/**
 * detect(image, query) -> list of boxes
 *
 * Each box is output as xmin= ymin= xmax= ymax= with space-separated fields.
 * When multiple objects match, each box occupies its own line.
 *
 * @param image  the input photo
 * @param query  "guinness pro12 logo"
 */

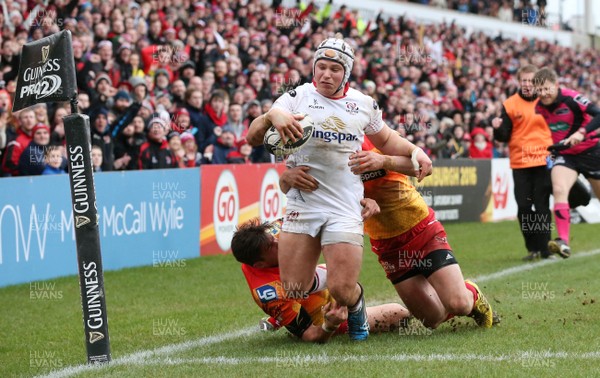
xmin=18 ymin=44 xmax=63 ymax=100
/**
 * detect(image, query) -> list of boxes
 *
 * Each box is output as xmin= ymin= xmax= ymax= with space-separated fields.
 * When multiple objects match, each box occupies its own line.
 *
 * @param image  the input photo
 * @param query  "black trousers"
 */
xmin=512 ymin=166 xmax=552 ymax=256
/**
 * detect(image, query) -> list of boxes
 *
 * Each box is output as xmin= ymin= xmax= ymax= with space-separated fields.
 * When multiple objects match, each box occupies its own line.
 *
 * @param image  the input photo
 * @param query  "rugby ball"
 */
xmin=263 ymin=114 xmax=314 ymax=156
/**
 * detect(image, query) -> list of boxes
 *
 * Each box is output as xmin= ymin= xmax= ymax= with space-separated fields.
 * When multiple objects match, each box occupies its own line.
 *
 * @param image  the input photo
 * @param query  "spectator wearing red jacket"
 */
xmin=1 ymin=109 xmax=36 ymax=176
xmin=469 ymin=127 xmax=493 ymax=158
xmin=18 ymin=123 xmax=50 ymax=176
xmin=138 ymin=117 xmax=178 ymax=170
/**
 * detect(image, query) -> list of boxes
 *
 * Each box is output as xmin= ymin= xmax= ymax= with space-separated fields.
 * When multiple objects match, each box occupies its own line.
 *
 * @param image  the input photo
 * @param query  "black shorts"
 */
xmin=391 ymin=249 xmax=458 ymax=284
xmin=554 ymin=143 xmax=600 ymax=180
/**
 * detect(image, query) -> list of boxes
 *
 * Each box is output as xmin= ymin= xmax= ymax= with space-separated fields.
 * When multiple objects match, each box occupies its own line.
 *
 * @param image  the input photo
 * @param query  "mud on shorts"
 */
xmin=370 ymin=208 xmax=457 ymax=284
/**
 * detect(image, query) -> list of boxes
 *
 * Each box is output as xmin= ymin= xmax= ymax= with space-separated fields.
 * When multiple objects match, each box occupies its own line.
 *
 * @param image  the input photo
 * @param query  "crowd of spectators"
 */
xmin=414 ymin=0 xmax=559 ymax=30
xmin=0 ymin=0 xmax=598 ymax=177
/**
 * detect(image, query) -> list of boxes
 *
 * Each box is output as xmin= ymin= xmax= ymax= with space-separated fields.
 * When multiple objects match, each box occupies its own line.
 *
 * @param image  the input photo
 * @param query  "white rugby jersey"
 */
xmin=272 ymin=83 xmax=384 ymax=217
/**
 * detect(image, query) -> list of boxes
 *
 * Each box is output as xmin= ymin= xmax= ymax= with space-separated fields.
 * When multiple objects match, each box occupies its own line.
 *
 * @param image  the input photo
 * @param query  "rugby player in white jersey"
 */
xmin=247 ymin=34 xmax=432 ymax=340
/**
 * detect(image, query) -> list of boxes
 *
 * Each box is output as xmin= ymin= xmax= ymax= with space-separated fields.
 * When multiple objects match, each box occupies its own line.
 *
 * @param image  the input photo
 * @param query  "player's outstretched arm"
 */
xmin=349 ymin=150 xmax=433 ymax=180
xmin=247 ymin=108 xmax=305 ymax=146
xmin=366 ymin=125 xmax=432 ymax=181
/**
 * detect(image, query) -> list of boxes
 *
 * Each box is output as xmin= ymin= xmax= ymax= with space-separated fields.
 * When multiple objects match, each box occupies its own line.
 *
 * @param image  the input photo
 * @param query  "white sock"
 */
xmin=308 ymin=264 xmax=328 ymax=293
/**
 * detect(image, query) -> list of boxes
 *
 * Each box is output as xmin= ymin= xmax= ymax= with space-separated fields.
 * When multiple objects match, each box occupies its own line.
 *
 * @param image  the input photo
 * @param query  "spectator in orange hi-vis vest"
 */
xmin=492 ymin=64 xmax=553 ymax=261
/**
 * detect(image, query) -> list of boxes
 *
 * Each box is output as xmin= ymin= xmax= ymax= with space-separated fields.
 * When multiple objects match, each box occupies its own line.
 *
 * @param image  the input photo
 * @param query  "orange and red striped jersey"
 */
xmin=361 ymin=141 xmax=430 ymax=240
xmin=241 ymin=264 xmax=330 ymax=329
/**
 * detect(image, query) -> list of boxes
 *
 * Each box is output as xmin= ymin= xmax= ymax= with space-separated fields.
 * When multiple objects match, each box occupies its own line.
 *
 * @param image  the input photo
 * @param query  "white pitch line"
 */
xmin=78 ymin=350 xmax=600 ymax=365
xmin=38 ymin=327 xmax=258 ymax=378
xmin=471 ymin=248 xmax=600 ymax=283
xmin=39 ymin=248 xmax=600 ymax=378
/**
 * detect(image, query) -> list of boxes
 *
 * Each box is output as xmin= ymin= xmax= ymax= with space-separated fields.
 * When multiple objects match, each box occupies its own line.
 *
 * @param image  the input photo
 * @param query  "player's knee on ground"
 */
xmin=443 ymin=292 xmax=473 ymax=317
xmin=421 ymin=315 xmax=445 ymax=330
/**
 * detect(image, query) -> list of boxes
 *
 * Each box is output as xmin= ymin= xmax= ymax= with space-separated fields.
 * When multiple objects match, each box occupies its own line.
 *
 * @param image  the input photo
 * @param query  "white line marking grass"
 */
xmin=471 ymin=249 xmax=600 ymax=282
xmin=40 ymin=249 xmax=600 ymax=378
xmin=128 ymin=350 xmax=600 ymax=365
xmin=40 ymin=327 xmax=258 ymax=378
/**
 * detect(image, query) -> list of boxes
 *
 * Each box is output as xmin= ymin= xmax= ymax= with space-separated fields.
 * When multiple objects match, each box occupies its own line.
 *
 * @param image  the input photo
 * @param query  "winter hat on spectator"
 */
xmin=221 ymin=126 xmax=235 ymax=136
xmin=117 ymin=43 xmax=132 ymax=54
xmin=166 ymin=130 xmax=180 ymax=141
xmin=91 ymin=107 xmax=109 ymax=124
xmin=141 ymin=100 xmax=155 ymax=113
xmin=79 ymin=2 xmax=93 ymax=12
xmin=210 ymin=89 xmax=228 ymax=102
xmin=180 ymin=60 xmax=196 ymax=72
xmin=146 ymin=117 xmax=167 ymax=132
xmin=10 ymin=10 xmax=23 ymax=23
xmin=95 ymin=73 xmax=112 ymax=87
xmin=180 ymin=132 xmax=195 ymax=143
xmin=155 ymin=68 xmax=170 ymax=79
xmin=470 ymin=127 xmax=489 ymax=141
xmin=278 ymin=35 xmax=290 ymax=46
xmin=116 ymin=81 xmax=133 ymax=92
xmin=313 ymin=34 xmax=355 ymax=93
xmin=130 ymin=76 xmax=148 ymax=90
xmin=97 ymin=40 xmax=113 ymax=50
xmin=114 ymin=90 xmax=131 ymax=102
xmin=155 ymin=91 xmax=173 ymax=102
xmin=175 ymin=108 xmax=190 ymax=119
xmin=64 ymin=18 xmax=77 ymax=27
xmin=363 ymin=80 xmax=376 ymax=92
xmin=32 ymin=123 xmax=50 ymax=135
xmin=247 ymin=99 xmax=260 ymax=108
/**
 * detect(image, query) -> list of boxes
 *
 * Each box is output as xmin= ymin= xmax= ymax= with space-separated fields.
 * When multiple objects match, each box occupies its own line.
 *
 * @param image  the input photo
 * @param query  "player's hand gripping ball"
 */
xmin=263 ymin=114 xmax=314 ymax=156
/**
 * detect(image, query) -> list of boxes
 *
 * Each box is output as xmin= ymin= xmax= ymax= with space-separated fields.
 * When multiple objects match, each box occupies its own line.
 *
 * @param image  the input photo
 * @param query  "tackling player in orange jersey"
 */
xmin=281 ymin=138 xmax=497 ymax=329
xmin=231 ymin=218 xmax=411 ymax=343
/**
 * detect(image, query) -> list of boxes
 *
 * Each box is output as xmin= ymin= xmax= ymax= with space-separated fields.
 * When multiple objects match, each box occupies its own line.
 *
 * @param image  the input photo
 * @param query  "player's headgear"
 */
xmin=313 ymin=34 xmax=355 ymax=93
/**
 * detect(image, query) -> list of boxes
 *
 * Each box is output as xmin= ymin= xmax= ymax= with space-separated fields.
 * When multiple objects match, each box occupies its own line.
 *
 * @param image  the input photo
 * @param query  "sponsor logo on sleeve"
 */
xmin=256 ymin=285 xmax=278 ymax=303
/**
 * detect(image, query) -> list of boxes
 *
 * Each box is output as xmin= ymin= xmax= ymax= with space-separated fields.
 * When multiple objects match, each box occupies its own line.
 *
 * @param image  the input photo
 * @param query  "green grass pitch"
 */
xmin=2 ymin=220 xmax=600 ymax=377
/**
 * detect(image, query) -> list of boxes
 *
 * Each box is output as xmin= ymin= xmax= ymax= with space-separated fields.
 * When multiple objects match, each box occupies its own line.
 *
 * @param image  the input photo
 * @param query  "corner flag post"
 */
xmin=12 ymin=30 xmax=111 ymax=364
